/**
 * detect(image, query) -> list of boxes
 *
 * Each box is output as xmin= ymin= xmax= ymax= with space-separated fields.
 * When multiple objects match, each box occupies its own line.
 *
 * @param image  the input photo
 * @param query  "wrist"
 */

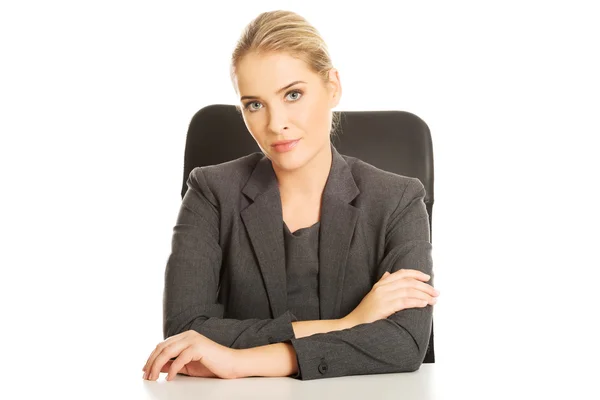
xmin=231 ymin=348 xmax=247 ymax=379
xmin=234 ymin=344 xmax=297 ymax=378
xmin=339 ymin=315 xmax=359 ymax=330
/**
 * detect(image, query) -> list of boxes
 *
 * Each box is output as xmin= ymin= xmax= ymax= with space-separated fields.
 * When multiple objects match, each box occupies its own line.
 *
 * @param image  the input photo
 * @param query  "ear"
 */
xmin=327 ymin=68 xmax=342 ymax=108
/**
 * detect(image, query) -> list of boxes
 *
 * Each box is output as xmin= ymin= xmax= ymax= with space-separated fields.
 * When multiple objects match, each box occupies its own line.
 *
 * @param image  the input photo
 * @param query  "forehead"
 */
xmin=236 ymin=52 xmax=316 ymax=95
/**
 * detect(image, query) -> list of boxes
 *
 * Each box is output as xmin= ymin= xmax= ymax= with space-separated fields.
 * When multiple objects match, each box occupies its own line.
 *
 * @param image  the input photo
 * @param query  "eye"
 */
xmin=243 ymin=90 xmax=302 ymax=113
xmin=244 ymin=101 xmax=262 ymax=112
xmin=286 ymin=90 xmax=302 ymax=101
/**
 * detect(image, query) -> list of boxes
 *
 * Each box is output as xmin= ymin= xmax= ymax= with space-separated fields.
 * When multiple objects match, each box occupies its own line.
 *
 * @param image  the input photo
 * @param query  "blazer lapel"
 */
xmin=240 ymin=144 xmax=360 ymax=321
xmin=319 ymin=145 xmax=361 ymax=320
xmin=241 ymin=156 xmax=288 ymax=318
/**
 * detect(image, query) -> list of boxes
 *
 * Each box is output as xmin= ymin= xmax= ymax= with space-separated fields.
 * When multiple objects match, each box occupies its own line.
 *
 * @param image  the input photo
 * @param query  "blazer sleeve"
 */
xmin=288 ymin=177 xmax=433 ymax=380
xmin=163 ymin=167 xmax=298 ymax=348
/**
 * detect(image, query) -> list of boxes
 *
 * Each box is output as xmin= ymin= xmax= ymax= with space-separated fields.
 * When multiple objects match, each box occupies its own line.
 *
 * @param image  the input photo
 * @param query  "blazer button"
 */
xmin=318 ymin=361 xmax=329 ymax=374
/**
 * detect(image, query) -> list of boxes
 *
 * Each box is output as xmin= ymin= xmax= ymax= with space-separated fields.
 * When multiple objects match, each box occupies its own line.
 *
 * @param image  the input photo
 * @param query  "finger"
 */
xmin=397 ymin=288 xmax=436 ymax=303
xmin=395 ymin=297 xmax=429 ymax=311
xmin=408 ymin=280 xmax=440 ymax=297
xmin=373 ymin=271 xmax=395 ymax=289
xmin=148 ymin=341 xmax=189 ymax=381
xmin=378 ymin=271 xmax=391 ymax=282
xmin=380 ymin=277 xmax=439 ymax=297
xmin=149 ymin=342 xmax=186 ymax=380
xmin=143 ymin=331 xmax=194 ymax=376
xmin=373 ymin=269 xmax=430 ymax=287
xmin=167 ymin=348 xmax=195 ymax=381
xmin=386 ymin=269 xmax=431 ymax=283
xmin=161 ymin=360 xmax=173 ymax=373
xmin=144 ymin=335 xmax=180 ymax=373
xmin=393 ymin=279 xmax=439 ymax=297
xmin=144 ymin=344 xmax=165 ymax=376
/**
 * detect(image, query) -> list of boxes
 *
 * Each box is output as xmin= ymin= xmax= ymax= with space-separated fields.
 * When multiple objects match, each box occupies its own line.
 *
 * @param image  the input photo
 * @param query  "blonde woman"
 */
xmin=142 ymin=10 xmax=439 ymax=381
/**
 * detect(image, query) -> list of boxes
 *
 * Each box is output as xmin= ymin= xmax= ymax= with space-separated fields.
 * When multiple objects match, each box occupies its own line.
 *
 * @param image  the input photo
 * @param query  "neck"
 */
xmin=274 ymin=143 xmax=332 ymax=203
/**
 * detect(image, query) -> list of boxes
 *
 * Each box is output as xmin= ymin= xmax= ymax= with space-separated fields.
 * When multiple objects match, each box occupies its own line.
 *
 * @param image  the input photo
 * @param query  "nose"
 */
xmin=267 ymin=105 xmax=289 ymax=134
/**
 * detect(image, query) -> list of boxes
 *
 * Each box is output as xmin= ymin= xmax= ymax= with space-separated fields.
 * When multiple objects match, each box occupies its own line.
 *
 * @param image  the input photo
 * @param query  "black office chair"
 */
xmin=181 ymin=104 xmax=436 ymax=363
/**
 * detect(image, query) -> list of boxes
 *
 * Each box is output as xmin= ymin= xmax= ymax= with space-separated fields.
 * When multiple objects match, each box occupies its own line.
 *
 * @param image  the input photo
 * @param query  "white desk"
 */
xmin=111 ymin=363 xmax=593 ymax=399
xmin=8 ymin=360 xmax=596 ymax=399
xmin=139 ymin=365 xmax=438 ymax=400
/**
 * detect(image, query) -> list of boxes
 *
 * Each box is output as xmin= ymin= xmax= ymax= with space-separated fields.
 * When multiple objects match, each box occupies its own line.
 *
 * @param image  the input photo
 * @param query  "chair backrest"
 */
xmin=182 ymin=104 xmax=435 ymax=363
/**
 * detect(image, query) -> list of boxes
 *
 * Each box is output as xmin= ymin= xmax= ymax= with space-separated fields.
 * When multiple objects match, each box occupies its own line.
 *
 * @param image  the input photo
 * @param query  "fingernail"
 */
xmin=435 ymin=289 xmax=440 ymax=295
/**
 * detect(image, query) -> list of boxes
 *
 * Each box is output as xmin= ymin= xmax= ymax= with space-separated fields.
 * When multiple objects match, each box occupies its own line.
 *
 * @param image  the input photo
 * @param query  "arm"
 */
xmin=292 ymin=318 xmax=355 ymax=338
xmin=235 ymin=343 xmax=299 ymax=378
xmin=163 ymin=168 xmax=352 ymax=348
xmin=286 ymin=178 xmax=433 ymax=380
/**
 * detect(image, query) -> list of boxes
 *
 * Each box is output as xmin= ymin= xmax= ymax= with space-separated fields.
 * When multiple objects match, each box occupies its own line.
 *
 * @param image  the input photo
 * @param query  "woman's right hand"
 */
xmin=342 ymin=269 xmax=439 ymax=327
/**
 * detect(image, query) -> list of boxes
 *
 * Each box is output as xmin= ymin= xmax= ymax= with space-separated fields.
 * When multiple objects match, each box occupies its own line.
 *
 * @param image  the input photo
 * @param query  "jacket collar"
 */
xmin=240 ymin=143 xmax=361 ymax=320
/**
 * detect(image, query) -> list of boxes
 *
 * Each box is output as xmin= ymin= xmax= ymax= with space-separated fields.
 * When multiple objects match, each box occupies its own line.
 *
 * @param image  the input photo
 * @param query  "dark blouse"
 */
xmin=283 ymin=221 xmax=321 ymax=321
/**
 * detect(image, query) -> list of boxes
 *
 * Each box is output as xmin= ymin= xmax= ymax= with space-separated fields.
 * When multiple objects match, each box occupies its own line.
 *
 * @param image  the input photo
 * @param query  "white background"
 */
xmin=1 ymin=1 xmax=599 ymax=398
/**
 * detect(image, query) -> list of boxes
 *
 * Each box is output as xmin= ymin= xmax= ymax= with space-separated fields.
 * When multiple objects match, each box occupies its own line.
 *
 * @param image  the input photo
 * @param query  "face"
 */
xmin=234 ymin=51 xmax=341 ymax=172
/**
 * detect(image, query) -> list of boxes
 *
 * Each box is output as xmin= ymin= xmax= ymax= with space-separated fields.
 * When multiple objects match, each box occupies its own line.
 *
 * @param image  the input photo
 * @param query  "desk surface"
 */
xmin=8 ymin=360 xmax=596 ymax=399
xmin=138 ymin=364 xmax=438 ymax=400
xmin=103 ymin=363 xmax=594 ymax=400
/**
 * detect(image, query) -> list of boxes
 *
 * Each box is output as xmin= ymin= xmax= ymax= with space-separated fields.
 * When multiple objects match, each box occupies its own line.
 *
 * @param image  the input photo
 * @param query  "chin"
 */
xmin=270 ymin=150 xmax=310 ymax=171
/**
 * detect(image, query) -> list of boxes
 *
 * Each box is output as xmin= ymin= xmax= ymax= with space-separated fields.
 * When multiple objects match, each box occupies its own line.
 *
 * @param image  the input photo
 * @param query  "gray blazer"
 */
xmin=163 ymin=143 xmax=433 ymax=380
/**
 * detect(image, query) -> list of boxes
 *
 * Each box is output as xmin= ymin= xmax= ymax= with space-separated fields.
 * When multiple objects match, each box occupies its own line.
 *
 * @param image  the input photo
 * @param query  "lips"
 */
xmin=271 ymin=139 xmax=300 ymax=153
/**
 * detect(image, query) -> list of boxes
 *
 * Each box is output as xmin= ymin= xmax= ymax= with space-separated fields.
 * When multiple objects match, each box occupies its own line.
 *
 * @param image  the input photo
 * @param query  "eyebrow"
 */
xmin=240 ymin=80 xmax=306 ymax=101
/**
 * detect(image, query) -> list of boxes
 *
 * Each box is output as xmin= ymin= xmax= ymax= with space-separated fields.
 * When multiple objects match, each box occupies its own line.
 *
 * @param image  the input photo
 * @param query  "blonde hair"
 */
xmin=230 ymin=10 xmax=341 ymax=136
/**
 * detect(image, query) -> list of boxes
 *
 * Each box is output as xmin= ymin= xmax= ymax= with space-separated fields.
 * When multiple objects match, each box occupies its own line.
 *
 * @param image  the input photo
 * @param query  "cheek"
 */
xmin=243 ymin=115 xmax=264 ymax=141
xmin=294 ymin=97 xmax=331 ymax=135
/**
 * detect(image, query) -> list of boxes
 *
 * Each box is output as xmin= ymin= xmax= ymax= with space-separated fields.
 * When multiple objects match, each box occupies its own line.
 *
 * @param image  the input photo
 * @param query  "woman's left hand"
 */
xmin=142 ymin=330 xmax=239 ymax=381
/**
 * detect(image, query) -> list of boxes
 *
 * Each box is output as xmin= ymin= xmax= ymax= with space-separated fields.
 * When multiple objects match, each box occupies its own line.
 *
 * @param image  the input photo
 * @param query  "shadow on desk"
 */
xmin=142 ymin=365 xmax=435 ymax=400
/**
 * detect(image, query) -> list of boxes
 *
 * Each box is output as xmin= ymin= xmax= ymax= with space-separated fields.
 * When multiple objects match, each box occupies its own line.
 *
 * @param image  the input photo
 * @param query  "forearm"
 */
xmin=230 ymin=317 xmax=359 ymax=379
xmin=235 ymin=343 xmax=298 ymax=378
xmin=167 ymin=310 xmax=355 ymax=350
xmin=165 ymin=308 xmax=298 ymax=349
xmin=289 ymin=313 xmax=431 ymax=380
xmin=291 ymin=317 xmax=355 ymax=338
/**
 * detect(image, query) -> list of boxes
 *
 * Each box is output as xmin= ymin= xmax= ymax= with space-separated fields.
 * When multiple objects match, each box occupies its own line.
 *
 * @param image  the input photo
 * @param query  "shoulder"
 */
xmin=190 ymin=152 xmax=263 ymax=185
xmin=342 ymin=154 xmax=425 ymax=203
xmin=341 ymin=154 xmax=427 ymax=234
xmin=185 ymin=152 xmax=263 ymax=204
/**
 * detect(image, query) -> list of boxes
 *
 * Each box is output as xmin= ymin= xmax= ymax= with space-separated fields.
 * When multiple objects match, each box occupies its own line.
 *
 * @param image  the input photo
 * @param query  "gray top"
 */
xmin=283 ymin=221 xmax=321 ymax=321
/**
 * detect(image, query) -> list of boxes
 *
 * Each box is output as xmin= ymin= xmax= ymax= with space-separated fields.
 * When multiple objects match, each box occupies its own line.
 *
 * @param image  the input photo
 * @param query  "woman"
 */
xmin=142 ymin=10 xmax=438 ymax=381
